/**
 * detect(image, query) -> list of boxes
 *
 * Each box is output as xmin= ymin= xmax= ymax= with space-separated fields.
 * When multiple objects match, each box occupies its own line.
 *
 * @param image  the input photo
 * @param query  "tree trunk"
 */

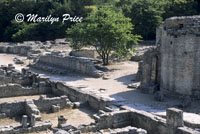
xmin=102 ymin=53 xmax=109 ymax=65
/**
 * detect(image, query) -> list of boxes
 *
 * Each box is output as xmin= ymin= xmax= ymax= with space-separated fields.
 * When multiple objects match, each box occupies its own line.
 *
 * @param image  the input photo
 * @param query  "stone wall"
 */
xmin=0 ymin=121 xmax=52 ymax=134
xmin=0 ymin=44 xmax=31 ymax=56
xmin=0 ymin=64 xmax=113 ymax=111
xmin=70 ymin=49 xmax=98 ymax=59
xmin=99 ymin=126 xmax=147 ymax=134
xmin=0 ymin=95 xmax=71 ymax=117
xmin=0 ymin=65 xmax=52 ymax=98
xmin=0 ymin=100 xmax=25 ymax=117
xmin=53 ymin=82 xmax=114 ymax=110
xmin=34 ymin=95 xmax=69 ymax=112
xmin=121 ymin=106 xmax=199 ymax=134
xmin=137 ymin=15 xmax=200 ymax=99
xmin=96 ymin=110 xmax=132 ymax=129
xmin=25 ymin=100 xmax=41 ymax=121
xmin=0 ymin=84 xmax=49 ymax=98
xmin=136 ymin=46 xmax=161 ymax=94
xmin=31 ymin=53 xmax=103 ymax=77
xmin=160 ymin=16 xmax=200 ymax=98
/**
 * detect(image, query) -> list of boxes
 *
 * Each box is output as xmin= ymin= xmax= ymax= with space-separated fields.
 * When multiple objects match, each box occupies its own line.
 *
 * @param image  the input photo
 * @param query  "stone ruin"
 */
xmin=137 ymin=15 xmax=200 ymax=99
xmin=0 ymin=17 xmax=200 ymax=134
xmin=0 ymin=39 xmax=103 ymax=78
xmin=30 ymin=52 xmax=103 ymax=78
xmin=0 ymin=63 xmax=199 ymax=133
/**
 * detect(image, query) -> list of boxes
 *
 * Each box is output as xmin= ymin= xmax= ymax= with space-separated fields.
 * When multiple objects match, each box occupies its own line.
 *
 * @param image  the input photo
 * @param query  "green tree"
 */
xmin=67 ymin=6 xmax=141 ymax=65
xmin=130 ymin=0 xmax=165 ymax=40
xmin=115 ymin=0 xmax=134 ymax=16
xmin=162 ymin=0 xmax=199 ymax=19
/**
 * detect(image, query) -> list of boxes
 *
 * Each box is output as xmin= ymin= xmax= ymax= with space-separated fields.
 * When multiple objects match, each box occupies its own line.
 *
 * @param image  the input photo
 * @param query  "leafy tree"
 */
xmin=162 ymin=0 xmax=199 ymax=19
xmin=0 ymin=0 xmax=93 ymax=42
xmin=0 ymin=0 xmax=36 ymax=41
xmin=130 ymin=0 xmax=165 ymax=40
xmin=117 ymin=0 xmax=199 ymax=40
xmin=67 ymin=6 xmax=141 ymax=65
xmin=115 ymin=0 xmax=134 ymax=16
xmin=11 ymin=22 xmax=68 ymax=42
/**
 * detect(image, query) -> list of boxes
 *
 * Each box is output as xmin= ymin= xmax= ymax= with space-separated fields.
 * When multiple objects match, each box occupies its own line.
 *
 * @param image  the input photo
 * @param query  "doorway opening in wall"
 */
xmin=151 ymin=55 xmax=160 ymax=91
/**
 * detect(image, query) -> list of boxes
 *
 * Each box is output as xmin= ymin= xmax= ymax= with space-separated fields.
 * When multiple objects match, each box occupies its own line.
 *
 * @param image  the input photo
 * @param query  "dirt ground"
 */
xmin=0 ymin=95 xmax=43 ymax=103
xmin=0 ymin=54 xmax=29 ymax=71
xmin=41 ymin=107 xmax=95 ymax=128
xmin=27 ymin=130 xmax=53 ymax=134
xmin=0 ymin=116 xmax=21 ymax=127
xmin=0 ymin=53 xmax=200 ymax=126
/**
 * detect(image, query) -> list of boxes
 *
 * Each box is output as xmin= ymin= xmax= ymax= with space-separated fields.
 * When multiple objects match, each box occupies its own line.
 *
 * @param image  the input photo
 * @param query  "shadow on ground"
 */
xmin=114 ymin=73 xmax=137 ymax=85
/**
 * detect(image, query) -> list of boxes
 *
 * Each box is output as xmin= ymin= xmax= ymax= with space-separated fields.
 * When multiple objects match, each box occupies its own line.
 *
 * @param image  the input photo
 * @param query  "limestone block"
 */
xmin=0 ymin=113 xmax=6 ymax=119
xmin=52 ymin=105 xmax=60 ymax=113
xmin=21 ymin=115 xmax=28 ymax=128
xmin=30 ymin=114 xmax=36 ymax=127
xmin=58 ymin=115 xmax=67 ymax=128
xmin=167 ymin=108 xmax=184 ymax=128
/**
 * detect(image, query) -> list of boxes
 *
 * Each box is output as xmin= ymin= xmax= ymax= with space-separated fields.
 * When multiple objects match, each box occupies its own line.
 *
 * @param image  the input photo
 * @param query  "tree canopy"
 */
xmin=0 ymin=0 xmax=199 ymax=42
xmin=67 ymin=6 xmax=141 ymax=65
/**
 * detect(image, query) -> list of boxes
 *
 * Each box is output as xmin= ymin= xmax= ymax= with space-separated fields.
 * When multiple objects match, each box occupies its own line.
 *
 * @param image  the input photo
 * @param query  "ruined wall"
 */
xmin=0 ymin=101 xmax=25 ymax=117
xmin=136 ymin=46 xmax=161 ymax=93
xmin=137 ymin=16 xmax=200 ymax=98
xmin=0 ymin=44 xmax=31 ymax=56
xmin=70 ymin=49 xmax=98 ymax=59
xmin=54 ymin=82 xmax=114 ymax=110
xmin=31 ymin=53 xmax=103 ymax=78
xmin=160 ymin=16 xmax=200 ymax=98
xmin=0 ymin=84 xmax=49 ymax=98
xmin=34 ymin=95 xmax=69 ymax=112
xmin=0 ymin=96 xmax=70 ymax=117
xmin=97 ymin=110 xmax=132 ymax=129
xmin=121 ymin=106 xmax=199 ymax=134
xmin=0 ymin=65 xmax=52 ymax=98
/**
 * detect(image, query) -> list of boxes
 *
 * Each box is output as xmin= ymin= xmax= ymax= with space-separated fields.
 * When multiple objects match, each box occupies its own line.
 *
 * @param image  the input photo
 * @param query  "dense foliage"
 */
xmin=0 ymin=0 xmax=93 ymax=42
xmin=0 ymin=0 xmax=199 ymax=42
xmin=116 ymin=0 xmax=199 ymax=40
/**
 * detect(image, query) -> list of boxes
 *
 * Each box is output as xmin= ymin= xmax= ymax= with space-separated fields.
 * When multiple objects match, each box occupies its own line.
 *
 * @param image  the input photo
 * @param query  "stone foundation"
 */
xmin=31 ymin=53 xmax=103 ymax=78
xmin=0 ymin=84 xmax=49 ymax=98
xmin=0 ymin=44 xmax=31 ymax=56
xmin=0 ymin=121 xmax=52 ymax=134
xmin=54 ymin=82 xmax=114 ymax=110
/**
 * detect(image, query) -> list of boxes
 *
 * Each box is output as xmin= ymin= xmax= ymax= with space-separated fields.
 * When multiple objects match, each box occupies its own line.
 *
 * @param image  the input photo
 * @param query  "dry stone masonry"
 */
xmin=137 ymin=15 xmax=200 ymax=99
xmin=0 ymin=21 xmax=199 ymax=133
xmin=31 ymin=52 xmax=103 ymax=78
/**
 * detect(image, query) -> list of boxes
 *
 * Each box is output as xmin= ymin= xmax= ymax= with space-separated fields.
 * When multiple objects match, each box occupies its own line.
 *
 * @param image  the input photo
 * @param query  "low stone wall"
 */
xmin=121 ymin=106 xmax=200 ymax=134
xmin=0 ymin=84 xmax=49 ymax=98
xmin=0 ymin=100 xmax=25 ymax=117
xmin=0 ymin=121 xmax=52 ymax=134
xmin=0 ymin=65 xmax=112 ymax=111
xmin=0 ymin=95 xmax=71 ymax=118
xmin=54 ymin=82 xmax=114 ymax=110
xmin=25 ymin=100 xmax=41 ymax=121
xmin=34 ymin=95 xmax=69 ymax=112
xmin=0 ymin=44 xmax=31 ymax=56
xmin=0 ymin=65 xmax=52 ymax=98
xmin=99 ymin=126 xmax=147 ymax=134
xmin=129 ymin=107 xmax=167 ymax=134
xmin=70 ymin=49 xmax=98 ymax=59
xmin=96 ymin=110 xmax=132 ymax=129
xmin=31 ymin=53 xmax=103 ymax=77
